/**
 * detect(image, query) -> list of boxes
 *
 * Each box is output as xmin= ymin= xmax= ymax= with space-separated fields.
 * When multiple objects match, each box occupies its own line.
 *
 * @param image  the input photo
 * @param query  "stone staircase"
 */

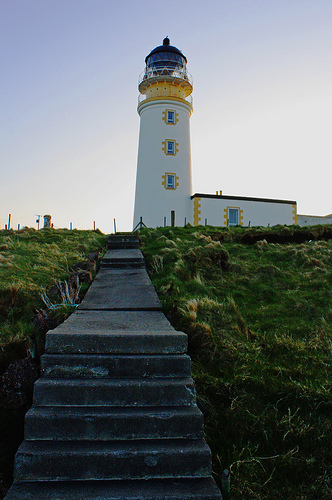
xmin=5 ymin=235 xmax=222 ymax=499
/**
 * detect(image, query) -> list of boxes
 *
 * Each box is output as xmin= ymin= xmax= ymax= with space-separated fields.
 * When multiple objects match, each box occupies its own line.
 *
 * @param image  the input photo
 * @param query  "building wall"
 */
xmin=133 ymin=98 xmax=193 ymax=228
xmin=192 ymin=195 xmax=297 ymax=227
xmin=297 ymin=214 xmax=332 ymax=226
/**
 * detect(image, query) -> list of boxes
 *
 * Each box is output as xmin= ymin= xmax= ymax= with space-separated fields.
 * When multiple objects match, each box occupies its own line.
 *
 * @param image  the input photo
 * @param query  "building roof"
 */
xmin=145 ymin=37 xmax=187 ymax=64
xmin=192 ymin=193 xmax=297 ymax=205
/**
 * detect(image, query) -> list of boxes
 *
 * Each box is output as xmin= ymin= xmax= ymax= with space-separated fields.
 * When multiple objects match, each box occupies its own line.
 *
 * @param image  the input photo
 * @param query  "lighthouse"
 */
xmin=133 ymin=37 xmax=193 ymax=229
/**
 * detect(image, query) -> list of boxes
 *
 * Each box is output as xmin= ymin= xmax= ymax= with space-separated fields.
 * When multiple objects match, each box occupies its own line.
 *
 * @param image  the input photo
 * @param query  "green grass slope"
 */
xmin=0 ymin=227 xmax=107 ymax=497
xmin=0 ymin=227 xmax=107 ymax=347
xmin=139 ymin=225 xmax=332 ymax=500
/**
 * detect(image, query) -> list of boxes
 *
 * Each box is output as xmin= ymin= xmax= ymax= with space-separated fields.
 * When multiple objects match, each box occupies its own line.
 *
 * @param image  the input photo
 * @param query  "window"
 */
xmin=162 ymin=172 xmax=179 ymax=190
xmin=162 ymin=139 xmax=178 ymax=155
xmin=166 ymin=140 xmax=175 ymax=155
xmin=224 ymin=206 xmax=243 ymax=226
xmin=162 ymin=109 xmax=178 ymax=125
xmin=166 ymin=174 xmax=175 ymax=189
xmin=228 ymin=208 xmax=238 ymax=226
xmin=167 ymin=110 xmax=175 ymax=124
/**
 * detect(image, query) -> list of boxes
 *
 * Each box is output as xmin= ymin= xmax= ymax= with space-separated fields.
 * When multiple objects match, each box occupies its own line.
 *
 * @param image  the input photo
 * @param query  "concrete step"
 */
xmin=45 ymin=310 xmax=187 ymax=354
xmin=41 ymin=353 xmax=191 ymax=378
xmin=77 ymin=268 xmax=161 ymax=311
xmin=46 ymin=330 xmax=187 ymax=355
xmin=108 ymin=235 xmax=140 ymax=249
xmin=51 ymin=309 xmax=175 ymax=332
xmin=100 ymin=259 xmax=144 ymax=269
xmin=101 ymin=249 xmax=145 ymax=269
xmin=25 ymin=406 xmax=204 ymax=441
xmin=33 ymin=377 xmax=196 ymax=407
xmin=14 ymin=439 xmax=212 ymax=481
xmin=5 ymin=477 xmax=222 ymax=499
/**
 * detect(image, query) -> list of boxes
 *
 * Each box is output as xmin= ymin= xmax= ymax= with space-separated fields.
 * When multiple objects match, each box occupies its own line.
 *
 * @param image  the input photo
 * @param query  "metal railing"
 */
xmin=138 ymin=67 xmax=193 ymax=87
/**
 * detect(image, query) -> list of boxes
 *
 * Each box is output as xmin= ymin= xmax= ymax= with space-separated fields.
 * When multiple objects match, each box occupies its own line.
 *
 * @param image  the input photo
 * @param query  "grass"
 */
xmin=139 ymin=225 xmax=332 ymax=500
xmin=1 ymin=224 xmax=331 ymax=498
xmin=0 ymin=227 xmax=107 ymax=347
xmin=0 ymin=227 xmax=107 ymax=496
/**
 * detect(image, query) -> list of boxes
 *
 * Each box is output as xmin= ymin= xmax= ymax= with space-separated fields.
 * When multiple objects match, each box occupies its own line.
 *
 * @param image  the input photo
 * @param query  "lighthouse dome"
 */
xmin=144 ymin=37 xmax=187 ymax=75
xmin=138 ymin=37 xmax=193 ymax=96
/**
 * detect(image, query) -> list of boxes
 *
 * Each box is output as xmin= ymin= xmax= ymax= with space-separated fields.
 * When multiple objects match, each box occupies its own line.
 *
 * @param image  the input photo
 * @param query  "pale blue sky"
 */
xmin=1 ymin=0 xmax=331 ymax=232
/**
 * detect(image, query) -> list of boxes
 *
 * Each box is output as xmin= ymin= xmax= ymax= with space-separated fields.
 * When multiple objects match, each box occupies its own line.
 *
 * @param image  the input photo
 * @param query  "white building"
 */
xmin=192 ymin=193 xmax=297 ymax=227
xmin=297 ymin=214 xmax=332 ymax=226
xmin=133 ymin=39 xmax=327 ymax=229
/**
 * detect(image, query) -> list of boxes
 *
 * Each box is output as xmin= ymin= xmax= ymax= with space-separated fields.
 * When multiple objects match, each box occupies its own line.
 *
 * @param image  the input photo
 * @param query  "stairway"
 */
xmin=5 ymin=235 xmax=222 ymax=499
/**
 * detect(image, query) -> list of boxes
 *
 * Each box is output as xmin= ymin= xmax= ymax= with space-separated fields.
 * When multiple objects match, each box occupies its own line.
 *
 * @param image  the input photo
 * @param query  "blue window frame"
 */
xmin=166 ymin=140 xmax=175 ymax=155
xmin=166 ymin=174 xmax=175 ymax=189
xmin=228 ymin=209 xmax=238 ymax=226
xmin=167 ymin=110 xmax=175 ymax=124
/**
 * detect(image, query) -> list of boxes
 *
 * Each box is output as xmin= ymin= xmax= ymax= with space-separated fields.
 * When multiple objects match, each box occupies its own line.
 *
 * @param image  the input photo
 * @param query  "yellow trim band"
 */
xmin=139 ymin=79 xmax=193 ymax=98
xmin=194 ymin=198 xmax=201 ymax=226
xmin=239 ymin=208 xmax=244 ymax=226
xmin=292 ymin=204 xmax=298 ymax=224
xmin=223 ymin=209 xmax=227 ymax=226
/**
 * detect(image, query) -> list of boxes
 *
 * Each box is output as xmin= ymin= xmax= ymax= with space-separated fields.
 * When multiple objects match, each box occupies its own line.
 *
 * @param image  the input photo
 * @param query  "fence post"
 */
xmin=221 ymin=469 xmax=230 ymax=500
xmin=171 ymin=211 xmax=175 ymax=227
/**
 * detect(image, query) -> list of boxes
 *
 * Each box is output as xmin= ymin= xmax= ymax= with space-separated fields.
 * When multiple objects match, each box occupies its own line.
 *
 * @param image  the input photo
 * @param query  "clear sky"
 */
xmin=1 ymin=0 xmax=331 ymax=232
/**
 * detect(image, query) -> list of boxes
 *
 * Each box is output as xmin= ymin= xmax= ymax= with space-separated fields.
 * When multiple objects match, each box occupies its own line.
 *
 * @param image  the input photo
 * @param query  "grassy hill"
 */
xmin=0 ymin=227 xmax=107 ymax=348
xmin=139 ymin=225 xmax=332 ymax=500
xmin=0 ymin=225 xmax=331 ymax=499
xmin=0 ymin=227 xmax=107 ymax=497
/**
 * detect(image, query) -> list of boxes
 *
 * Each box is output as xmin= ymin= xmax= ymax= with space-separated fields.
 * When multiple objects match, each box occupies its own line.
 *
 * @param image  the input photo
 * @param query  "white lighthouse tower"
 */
xmin=133 ymin=37 xmax=193 ymax=229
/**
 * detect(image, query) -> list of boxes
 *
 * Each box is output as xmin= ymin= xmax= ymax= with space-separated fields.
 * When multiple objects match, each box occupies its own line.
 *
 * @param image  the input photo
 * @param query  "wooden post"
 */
xmin=8 ymin=214 xmax=11 ymax=230
xmin=70 ymin=222 xmax=72 ymax=230
xmin=114 ymin=218 xmax=117 ymax=234
xmin=93 ymin=221 xmax=96 ymax=231
xmin=17 ymin=224 xmax=20 ymax=230
xmin=221 ymin=469 xmax=231 ymax=500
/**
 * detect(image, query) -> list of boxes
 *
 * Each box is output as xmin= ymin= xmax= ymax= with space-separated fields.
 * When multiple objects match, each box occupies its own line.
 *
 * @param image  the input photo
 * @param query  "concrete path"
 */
xmin=5 ymin=235 xmax=222 ymax=499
